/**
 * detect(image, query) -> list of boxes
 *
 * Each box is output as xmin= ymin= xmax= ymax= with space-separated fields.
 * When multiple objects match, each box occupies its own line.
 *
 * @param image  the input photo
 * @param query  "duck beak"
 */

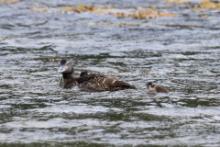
xmin=58 ymin=65 xmax=68 ymax=73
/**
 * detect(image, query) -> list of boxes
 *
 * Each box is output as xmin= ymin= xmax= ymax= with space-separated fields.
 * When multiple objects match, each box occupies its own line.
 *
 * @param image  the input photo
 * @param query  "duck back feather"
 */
xmin=78 ymin=71 xmax=135 ymax=92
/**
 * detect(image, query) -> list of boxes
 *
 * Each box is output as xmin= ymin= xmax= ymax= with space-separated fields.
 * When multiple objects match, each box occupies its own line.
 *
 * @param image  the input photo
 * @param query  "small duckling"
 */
xmin=58 ymin=59 xmax=78 ymax=88
xmin=146 ymin=82 xmax=169 ymax=93
xmin=78 ymin=71 xmax=136 ymax=92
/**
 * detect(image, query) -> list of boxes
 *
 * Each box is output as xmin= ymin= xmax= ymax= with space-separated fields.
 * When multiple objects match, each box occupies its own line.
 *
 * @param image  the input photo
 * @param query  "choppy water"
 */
xmin=0 ymin=0 xmax=220 ymax=146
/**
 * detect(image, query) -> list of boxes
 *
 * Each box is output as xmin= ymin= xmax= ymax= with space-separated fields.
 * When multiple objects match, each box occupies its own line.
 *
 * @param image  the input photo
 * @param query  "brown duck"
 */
xmin=146 ymin=82 xmax=169 ymax=93
xmin=58 ymin=59 xmax=136 ymax=91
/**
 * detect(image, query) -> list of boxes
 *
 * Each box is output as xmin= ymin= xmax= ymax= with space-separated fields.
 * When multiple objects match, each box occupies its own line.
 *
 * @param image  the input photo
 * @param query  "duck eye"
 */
xmin=60 ymin=59 xmax=66 ymax=65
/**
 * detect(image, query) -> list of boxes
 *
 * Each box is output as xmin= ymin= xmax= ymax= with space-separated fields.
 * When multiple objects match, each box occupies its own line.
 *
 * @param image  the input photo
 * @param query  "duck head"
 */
xmin=146 ymin=82 xmax=169 ymax=93
xmin=58 ymin=59 xmax=74 ymax=74
xmin=58 ymin=59 xmax=78 ymax=88
xmin=146 ymin=82 xmax=154 ymax=88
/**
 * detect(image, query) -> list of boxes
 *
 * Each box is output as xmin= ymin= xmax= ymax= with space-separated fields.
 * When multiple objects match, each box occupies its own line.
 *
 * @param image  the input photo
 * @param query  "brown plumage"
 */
xmin=78 ymin=71 xmax=136 ymax=92
xmin=58 ymin=60 xmax=136 ymax=91
xmin=146 ymin=82 xmax=169 ymax=93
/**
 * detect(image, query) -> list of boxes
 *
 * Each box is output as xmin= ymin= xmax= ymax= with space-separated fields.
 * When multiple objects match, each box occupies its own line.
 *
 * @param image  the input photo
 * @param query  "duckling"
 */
xmin=58 ymin=59 xmax=78 ymax=88
xmin=146 ymin=82 xmax=169 ymax=93
xmin=77 ymin=71 xmax=136 ymax=92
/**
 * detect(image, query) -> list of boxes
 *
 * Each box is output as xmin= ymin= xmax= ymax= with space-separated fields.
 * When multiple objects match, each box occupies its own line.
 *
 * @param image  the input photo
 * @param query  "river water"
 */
xmin=0 ymin=0 xmax=220 ymax=146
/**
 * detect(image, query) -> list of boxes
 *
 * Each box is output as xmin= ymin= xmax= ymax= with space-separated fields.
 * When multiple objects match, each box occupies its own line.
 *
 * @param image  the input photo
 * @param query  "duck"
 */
xmin=146 ymin=82 xmax=169 ymax=93
xmin=58 ymin=59 xmax=136 ymax=91
xmin=77 ymin=71 xmax=136 ymax=92
xmin=58 ymin=59 xmax=78 ymax=88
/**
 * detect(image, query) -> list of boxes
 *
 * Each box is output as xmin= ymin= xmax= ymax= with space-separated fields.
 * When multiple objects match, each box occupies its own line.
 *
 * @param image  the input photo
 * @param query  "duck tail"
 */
xmin=115 ymin=81 xmax=136 ymax=89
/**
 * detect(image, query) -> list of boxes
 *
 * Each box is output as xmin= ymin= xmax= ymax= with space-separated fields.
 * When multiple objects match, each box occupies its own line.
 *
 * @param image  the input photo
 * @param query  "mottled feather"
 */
xmin=78 ymin=71 xmax=135 ymax=91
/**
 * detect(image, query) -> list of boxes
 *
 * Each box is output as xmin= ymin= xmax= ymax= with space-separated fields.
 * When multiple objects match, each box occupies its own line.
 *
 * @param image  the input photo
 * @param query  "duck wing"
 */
xmin=79 ymin=73 xmax=135 ymax=92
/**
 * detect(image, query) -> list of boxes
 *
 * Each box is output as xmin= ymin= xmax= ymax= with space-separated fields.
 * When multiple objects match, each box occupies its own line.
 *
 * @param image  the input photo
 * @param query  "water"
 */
xmin=0 ymin=0 xmax=220 ymax=146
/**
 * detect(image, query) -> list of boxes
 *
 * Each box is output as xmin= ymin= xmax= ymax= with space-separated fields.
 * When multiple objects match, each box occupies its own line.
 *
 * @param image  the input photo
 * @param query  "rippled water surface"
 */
xmin=0 ymin=0 xmax=220 ymax=146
